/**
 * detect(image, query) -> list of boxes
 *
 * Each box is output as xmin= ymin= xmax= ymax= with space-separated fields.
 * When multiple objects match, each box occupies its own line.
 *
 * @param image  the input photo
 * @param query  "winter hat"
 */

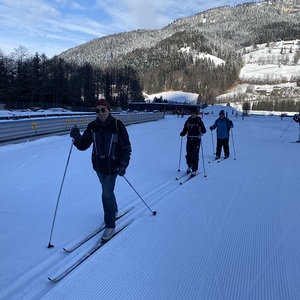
xmin=190 ymin=107 xmax=197 ymax=114
xmin=95 ymin=99 xmax=110 ymax=109
xmin=219 ymin=110 xmax=225 ymax=115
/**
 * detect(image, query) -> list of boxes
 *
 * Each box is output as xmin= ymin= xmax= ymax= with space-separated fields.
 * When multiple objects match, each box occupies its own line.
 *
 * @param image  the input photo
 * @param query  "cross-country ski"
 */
xmin=63 ymin=206 xmax=134 ymax=252
xmin=49 ymin=219 xmax=134 ymax=282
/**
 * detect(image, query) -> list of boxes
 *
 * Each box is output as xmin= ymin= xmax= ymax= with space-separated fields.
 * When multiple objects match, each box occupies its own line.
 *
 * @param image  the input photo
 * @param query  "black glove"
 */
xmin=117 ymin=166 xmax=126 ymax=176
xmin=70 ymin=126 xmax=80 ymax=139
xmin=180 ymin=132 xmax=185 ymax=137
xmin=209 ymin=126 xmax=213 ymax=130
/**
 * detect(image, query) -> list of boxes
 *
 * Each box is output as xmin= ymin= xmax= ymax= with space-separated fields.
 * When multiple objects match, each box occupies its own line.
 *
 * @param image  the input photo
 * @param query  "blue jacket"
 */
xmin=211 ymin=117 xmax=234 ymax=139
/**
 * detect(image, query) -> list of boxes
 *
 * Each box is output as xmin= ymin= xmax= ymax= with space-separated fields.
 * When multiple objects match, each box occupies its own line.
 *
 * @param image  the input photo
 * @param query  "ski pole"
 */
xmin=123 ymin=176 xmax=157 ymax=216
xmin=47 ymin=139 xmax=74 ymax=248
xmin=178 ymin=136 xmax=183 ymax=172
xmin=211 ymin=130 xmax=215 ymax=155
xmin=200 ymin=138 xmax=207 ymax=177
xmin=231 ymin=129 xmax=236 ymax=160
xmin=280 ymin=118 xmax=293 ymax=137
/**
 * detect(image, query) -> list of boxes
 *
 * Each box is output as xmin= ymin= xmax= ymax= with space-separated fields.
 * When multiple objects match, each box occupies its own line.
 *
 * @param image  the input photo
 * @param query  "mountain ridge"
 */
xmin=59 ymin=0 xmax=300 ymax=67
xmin=58 ymin=0 xmax=300 ymax=102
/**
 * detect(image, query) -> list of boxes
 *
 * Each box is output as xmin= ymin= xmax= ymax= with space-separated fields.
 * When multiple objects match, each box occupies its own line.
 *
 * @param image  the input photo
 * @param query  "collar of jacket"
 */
xmin=95 ymin=114 xmax=112 ymax=126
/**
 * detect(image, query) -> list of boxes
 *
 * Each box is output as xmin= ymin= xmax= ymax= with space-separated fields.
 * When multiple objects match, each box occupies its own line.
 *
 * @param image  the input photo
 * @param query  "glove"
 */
xmin=70 ymin=126 xmax=80 ymax=139
xmin=117 ymin=166 xmax=126 ymax=176
xmin=209 ymin=126 xmax=213 ymax=130
xmin=180 ymin=132 xmax=185 ymax=137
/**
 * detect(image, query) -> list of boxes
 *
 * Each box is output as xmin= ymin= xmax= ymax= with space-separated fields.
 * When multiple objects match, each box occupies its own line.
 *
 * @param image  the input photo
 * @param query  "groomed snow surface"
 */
xmin=1 ymin=106 xmax=300 ymax=300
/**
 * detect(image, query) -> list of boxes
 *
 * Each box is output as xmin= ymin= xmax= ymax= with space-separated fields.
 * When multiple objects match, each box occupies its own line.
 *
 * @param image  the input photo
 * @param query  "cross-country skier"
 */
xmin=180 ymin=108 xmax=206 ymax=177
xmin=210 ymin=109 xmax=234 ymax=160
xmin=70 ymin=99 xmax=131 ymax=241
xmin=293 ymin=114 xmax=300 ymax=123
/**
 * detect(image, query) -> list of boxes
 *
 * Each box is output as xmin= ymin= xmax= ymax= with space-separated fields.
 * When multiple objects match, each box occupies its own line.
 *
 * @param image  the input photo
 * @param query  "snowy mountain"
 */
xmin=58 ymin=0 xmax=300 ymax=69
xmin=216 ymin=39 xmax=300 ymax=113
xmin=57 ymin=0 xmax=300 ymax=99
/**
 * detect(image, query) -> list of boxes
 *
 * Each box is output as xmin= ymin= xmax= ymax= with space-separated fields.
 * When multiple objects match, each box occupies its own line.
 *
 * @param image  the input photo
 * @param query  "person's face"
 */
xmin=96 ymin=105 xmax=109 ymax=122
xmin=219 ymin=113 xmax=225 ymax=119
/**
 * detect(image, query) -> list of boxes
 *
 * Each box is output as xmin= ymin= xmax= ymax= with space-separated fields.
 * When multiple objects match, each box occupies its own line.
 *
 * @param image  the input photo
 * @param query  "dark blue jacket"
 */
xmin=181 ymin=116 xmax=206 ymax=139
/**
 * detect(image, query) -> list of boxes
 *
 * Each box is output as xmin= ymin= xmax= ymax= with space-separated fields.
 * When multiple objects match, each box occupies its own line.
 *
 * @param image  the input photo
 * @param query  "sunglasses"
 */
xmin=96 ymin=107 xmax=106 ymax=113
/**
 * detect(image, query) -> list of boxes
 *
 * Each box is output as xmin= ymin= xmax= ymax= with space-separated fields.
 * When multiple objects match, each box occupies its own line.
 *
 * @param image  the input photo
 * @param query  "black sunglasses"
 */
xmin=96 ymin=107 xmax=106 ymax=113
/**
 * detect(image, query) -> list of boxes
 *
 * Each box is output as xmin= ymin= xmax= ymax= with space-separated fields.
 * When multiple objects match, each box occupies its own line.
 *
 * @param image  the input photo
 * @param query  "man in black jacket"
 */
xmin=180 ymin=108 xmax=206 ymax=176
xmin=70 ymin=99 xmax=131 ymax=241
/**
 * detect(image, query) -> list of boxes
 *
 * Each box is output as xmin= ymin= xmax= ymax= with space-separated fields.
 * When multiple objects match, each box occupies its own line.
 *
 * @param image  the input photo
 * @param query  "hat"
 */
xmin=190 ymin=107 xmax=197 ymax=114
xmin=95 ymin=99 xmax=110 ymax=109
xmin=219 ymin=110 xmax=225 ymax=115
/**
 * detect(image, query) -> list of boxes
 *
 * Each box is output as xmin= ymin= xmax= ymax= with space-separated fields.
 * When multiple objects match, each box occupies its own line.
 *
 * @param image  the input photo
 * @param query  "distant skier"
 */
xmin=70 ymin=99 xmax=131 ymax=241
xmin=180 ymin=108 xmax=206 ymax=177
xmin=293 ymin=113 xmax=300 ymax=124
xmin=293 ymin=113 xmax=300 ymax=142
xmin=210 ymin=109 xmax=234 ymax=159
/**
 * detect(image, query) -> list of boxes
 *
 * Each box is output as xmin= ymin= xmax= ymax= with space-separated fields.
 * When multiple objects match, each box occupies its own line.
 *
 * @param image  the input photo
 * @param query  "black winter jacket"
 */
xmin=181 ymin=116 xmax=206 ymax=138
xmin=73 ymin=115 xmax=131 ymax=175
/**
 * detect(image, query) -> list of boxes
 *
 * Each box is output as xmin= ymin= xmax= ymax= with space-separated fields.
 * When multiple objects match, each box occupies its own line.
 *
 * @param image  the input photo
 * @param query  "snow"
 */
xmin=1 ymin=105 xmax=300 ymax=299
xmin=217 ymin=40 xmax=300 ymax=106
xmin=178 ymin=46 xmax=225 ymax=66
xmin=239 ymin=64 xmax=300 ymax=82
xmin=0 ymin=108 xmax=73 ymax=119
xmin=145 ymin=91 xmax=199 ymax=104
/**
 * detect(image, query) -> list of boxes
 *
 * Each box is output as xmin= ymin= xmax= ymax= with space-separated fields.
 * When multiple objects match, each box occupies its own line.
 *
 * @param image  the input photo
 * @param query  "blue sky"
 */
xmin=0 ymin=0 xmax=259 ymax=58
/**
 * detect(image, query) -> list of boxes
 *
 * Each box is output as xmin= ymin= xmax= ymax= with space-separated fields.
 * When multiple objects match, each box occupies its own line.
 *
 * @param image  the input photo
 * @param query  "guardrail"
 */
xmin=0 ymin=112 xmax=164 ymax=144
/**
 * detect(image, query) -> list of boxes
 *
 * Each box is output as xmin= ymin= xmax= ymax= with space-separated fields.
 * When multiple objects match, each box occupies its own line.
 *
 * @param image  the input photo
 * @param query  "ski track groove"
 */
xmin=1 ymin=173 xmax=182 ymax=299
xmin=239 ymin=144 xmax=300 ymax=299
xmin=0 ymin=217 xmax=133 ymax=299
xmin=2 ymin=147 xmax=286 ymax=299
xmin=207 ymin=170 xmax=250 ymax=299
xmin=0 ymin=249 xmax=67 ymax=300
xmin=199 ymin=152 xmax=293 ymax=299
xmin=200 ymin=138 xmax=300 ymax=300
xmin=40 ymin=162 xmax=227 ymax=300
xmin=2 ymin=153 xmax=244 ymax=300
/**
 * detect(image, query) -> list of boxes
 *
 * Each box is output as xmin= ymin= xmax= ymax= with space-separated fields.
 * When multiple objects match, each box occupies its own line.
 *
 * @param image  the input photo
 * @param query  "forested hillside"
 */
xmin=58 ymin=0 xmax=300 ymax=99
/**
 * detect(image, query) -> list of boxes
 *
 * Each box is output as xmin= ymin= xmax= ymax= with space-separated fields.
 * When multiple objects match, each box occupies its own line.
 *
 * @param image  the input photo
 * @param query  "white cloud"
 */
xmin=0 ymin=0 xmax=260 ymax=57
xmin=70 ymin=2 xmax=86 ymax=10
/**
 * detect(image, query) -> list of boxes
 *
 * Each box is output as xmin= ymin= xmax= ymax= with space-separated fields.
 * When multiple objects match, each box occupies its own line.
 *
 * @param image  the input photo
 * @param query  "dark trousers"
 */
xmin=186 ymin=138 xmax=200 ymax=172
xmin=96 ymin=172 xmax=118 ymax=228
xmin=216 ymin=138 xmax=229 ymax=157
